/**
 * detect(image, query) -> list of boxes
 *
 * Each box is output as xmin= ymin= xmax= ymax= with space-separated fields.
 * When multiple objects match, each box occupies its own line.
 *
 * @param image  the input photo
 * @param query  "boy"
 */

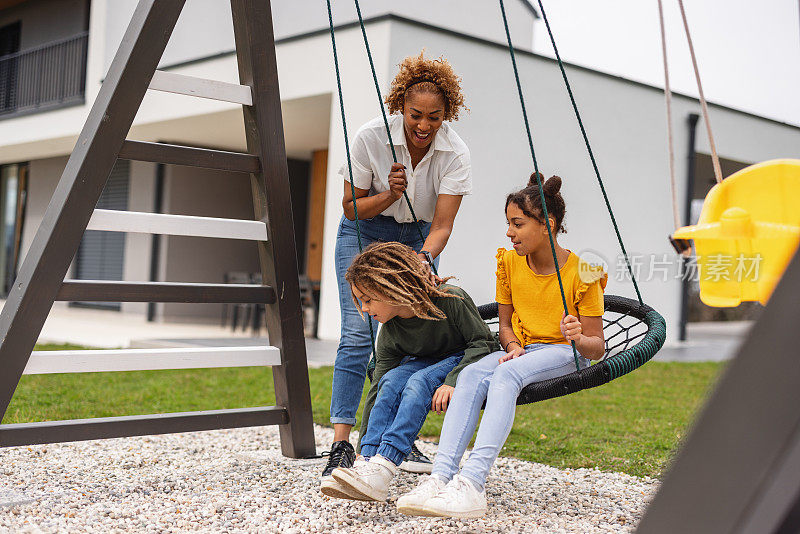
xmin=321 ymin=242 xmax=498 ymax=501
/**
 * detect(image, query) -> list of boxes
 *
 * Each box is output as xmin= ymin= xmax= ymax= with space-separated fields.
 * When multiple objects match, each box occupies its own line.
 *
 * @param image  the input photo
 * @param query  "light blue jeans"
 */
xmin=360 ymin=352 xmax=463 ymax=465
xmin=330 ymin=214 xmax=435 ymax=426
xmin=431 ymin=344 xmax=589 ymax=489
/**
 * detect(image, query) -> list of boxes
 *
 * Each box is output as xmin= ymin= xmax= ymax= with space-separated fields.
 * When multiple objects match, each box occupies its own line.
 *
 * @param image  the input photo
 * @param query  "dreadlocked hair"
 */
xmin=345 ymin=241 xmax=458 ymax=321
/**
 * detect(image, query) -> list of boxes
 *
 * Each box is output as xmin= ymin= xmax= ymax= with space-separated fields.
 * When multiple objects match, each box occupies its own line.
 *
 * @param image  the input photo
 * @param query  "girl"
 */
xmin=325 ymin=52 xmax=472 ymax=480
xmin=397 ymin=173 xmax=607 ymax=518
xmin=321 ymin=242 xmax=499 ymax=501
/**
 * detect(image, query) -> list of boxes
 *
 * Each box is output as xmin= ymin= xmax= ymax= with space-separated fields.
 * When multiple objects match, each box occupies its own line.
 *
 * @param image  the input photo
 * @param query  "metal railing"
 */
xmin=0 ymin=32 xmax=88 ymax=117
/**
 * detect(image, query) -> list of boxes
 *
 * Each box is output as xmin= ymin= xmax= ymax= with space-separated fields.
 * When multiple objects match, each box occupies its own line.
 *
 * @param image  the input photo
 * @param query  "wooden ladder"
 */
xmin=0 ymin=0 xmax=315 ymax=459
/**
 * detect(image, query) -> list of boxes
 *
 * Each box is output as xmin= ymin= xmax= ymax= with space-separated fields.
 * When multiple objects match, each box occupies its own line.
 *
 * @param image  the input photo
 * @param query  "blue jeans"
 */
xmin=360 ymin=352 xmax=463 ymax=465
xmin=330 ymin=214 xmax=435 ymax=426
xmin=431 ymin=344 xmax=589 ymax=488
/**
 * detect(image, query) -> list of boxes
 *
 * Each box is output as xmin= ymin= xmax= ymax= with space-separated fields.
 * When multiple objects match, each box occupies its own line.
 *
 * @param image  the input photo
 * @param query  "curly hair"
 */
xmin=384 ymin=51 xmax=467 ymax=122
xmin=345 ymin=242 xmax=457 ymax=321
xmin=506 ymin=173 xmax=567 ymax=233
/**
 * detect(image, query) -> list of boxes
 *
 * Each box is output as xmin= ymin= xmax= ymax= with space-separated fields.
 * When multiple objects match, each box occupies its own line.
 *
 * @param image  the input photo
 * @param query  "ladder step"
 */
xmin=87 ymin=209 xmax=268 ymax=241
xmin=119 ymin=141 xmax=259 ymax=173
xmin=57 ymin=281 xmax=275 ymax=304
xmin=0 ymin=407 xmax=288 ymax=447
xmin=24 ymin=346 xmax=281 ymax=375
xmin=148 ymin=70 xmax=253 ymax=105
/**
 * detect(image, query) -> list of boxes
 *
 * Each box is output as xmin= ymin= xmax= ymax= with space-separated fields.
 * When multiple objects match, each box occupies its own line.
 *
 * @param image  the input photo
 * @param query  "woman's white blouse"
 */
xmin=340 ymin=114 xmax=472 ymax=223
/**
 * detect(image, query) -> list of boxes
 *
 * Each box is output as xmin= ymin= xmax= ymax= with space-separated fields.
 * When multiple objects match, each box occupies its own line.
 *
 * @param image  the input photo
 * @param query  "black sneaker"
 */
xmin=320 ymin=441 xmax=359 ymax=499
xmin=398 ymin=442 xmax=433 ymax=474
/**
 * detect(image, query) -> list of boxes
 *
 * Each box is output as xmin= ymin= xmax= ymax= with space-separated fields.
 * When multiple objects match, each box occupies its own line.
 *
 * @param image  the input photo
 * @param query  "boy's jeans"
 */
xmin=330 ymin=214 xmax=435 ymax=426
xmin=432 ymin=344 xmax=589 ymax=488
xmin=360 ymin=352 xmax=464 ymax=465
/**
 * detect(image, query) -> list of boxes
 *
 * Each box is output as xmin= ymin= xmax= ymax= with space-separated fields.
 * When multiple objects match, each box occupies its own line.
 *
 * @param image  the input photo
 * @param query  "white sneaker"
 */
xmin=396 ymin=474 xmax=448 ymax=516
xmin=332 ymin=455 xmax=397 ymax=501
xmin=422 ymin=474 xmax=487 ymax=518
xmin=321 ymin=458 xmax=372 ymax=500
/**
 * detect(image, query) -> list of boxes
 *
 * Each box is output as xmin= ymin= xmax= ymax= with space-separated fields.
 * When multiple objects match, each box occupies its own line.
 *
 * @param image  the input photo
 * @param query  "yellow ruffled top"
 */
xmin=495 ymin=248 xmax=607 ymax=346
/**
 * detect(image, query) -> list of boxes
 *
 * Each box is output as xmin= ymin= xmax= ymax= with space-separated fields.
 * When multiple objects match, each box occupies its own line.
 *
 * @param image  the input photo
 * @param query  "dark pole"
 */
xmin=147 ymin=161 xmax=165 ymax=322
xmin=231 ymin=0 xmax=315 ymax=458
xmin=679 ymin=113 xmax=700 ymax=341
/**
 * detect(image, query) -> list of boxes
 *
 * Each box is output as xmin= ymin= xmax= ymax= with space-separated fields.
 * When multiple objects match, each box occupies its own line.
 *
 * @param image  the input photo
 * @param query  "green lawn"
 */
xmin=5 ymin=347 xmax=723 ymax=479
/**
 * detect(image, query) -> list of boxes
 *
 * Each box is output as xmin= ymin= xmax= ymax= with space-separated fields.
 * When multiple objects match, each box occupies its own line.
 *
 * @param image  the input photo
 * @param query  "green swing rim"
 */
xmin=477 ymin=295 xmax=667 ymax=405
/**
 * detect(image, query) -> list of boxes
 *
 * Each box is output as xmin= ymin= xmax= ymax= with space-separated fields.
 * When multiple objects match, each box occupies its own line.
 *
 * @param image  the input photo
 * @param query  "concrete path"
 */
xmin=654 ymin=321 xmax=752 ymax=362
xmin=11 ymin=302 xmax=751 ymax=365
xmin=22 ymin=303 xmax=339 ymax=369
xmin=132 ymin=336 xmax=339 ymax=369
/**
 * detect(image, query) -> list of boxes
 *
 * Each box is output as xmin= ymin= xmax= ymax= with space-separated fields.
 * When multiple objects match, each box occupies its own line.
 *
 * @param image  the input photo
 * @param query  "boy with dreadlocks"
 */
xmin=322 ymin=241 xmax=498 ymax=502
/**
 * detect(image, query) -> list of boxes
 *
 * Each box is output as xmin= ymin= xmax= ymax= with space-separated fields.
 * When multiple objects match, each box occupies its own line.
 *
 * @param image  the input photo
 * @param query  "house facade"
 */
xmin=0 ymin=0 xmax=797 ymax=342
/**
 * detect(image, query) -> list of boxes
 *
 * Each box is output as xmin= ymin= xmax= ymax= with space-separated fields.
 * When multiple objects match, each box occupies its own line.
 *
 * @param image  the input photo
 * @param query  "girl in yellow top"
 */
xmin=397 ymin=173 xmax=607 ymax=518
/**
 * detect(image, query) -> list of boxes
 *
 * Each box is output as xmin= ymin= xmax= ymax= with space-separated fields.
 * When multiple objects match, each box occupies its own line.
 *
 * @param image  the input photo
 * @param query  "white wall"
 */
xmin=120 ymin=160 xmax=157 ymax=315
xmin=21 ymin=156 xmax=68 ymax=263
xmin=270 ymin=0 xmax=537 ymax=54
xmin=19 ymin=156 xmax=74 ymax=311
xmin=103 ymin=0 xmax=537 ymax=73
xmin=315 ymin=22 xmax=394 ymax=341
xmin=0 ymin=0 xmax=533 ymax=165
xmin=314 ymin=18 xmax=800 ymax=342
xmin=159 ymin=164 xmax=259 ymax=323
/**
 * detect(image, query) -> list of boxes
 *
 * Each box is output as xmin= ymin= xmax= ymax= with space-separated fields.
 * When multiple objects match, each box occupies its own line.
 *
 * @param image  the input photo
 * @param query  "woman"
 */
xmin=321 ymin=52 xmax=472 ymax=487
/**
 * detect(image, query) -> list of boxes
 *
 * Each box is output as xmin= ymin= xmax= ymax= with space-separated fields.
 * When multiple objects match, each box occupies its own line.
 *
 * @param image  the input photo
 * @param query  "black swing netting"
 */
xmin=477 ymin=295 xmax=667 ymax=404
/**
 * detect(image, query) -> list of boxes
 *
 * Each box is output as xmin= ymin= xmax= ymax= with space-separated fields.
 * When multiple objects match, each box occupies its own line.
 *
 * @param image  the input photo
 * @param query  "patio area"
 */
xmin=4 ymin=302 xmax=338 ymax=369
xmin=2 ymin=300 xmax=751 ymax=367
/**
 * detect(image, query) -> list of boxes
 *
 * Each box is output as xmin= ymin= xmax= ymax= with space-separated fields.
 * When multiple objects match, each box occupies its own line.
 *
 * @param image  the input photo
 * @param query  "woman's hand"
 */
xmin=417 ymin=253 xmax=443 ymax=286
xmin=431 ymin=384 xmax=455 ymax=414
xmin=388 ymin=162 xmax=408 ymax=201
xmin=560 ymin=313 xmax=583 ymax=342
xmin=499 ymin=342 xmax=526 ymax=363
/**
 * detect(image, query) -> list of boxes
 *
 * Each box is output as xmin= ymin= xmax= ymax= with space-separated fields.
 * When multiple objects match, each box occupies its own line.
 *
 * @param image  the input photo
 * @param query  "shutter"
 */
xmin=74 ymin=160 xmax=129 ymax=310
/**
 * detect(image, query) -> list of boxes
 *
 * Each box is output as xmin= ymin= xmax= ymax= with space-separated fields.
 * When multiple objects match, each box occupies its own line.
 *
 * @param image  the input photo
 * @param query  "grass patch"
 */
xmin=34 ymin=342 xmax=96 ymax=351
xmin=5 ymin=353 xmax=723 ymax=478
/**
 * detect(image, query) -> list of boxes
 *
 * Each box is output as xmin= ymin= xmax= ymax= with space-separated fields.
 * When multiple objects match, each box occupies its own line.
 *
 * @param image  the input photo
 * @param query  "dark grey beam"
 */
xmin=57 ymin=280 xmax=275 ymax=303
xmin=0 ymin=0 xmax=313 ymax=457
xmin=231 ymin=0 xmax=315 ymax=459
xmin=0 ymin=407 xmax=288 ymax=447
xmin=636 ymin=248 xmax=800 ymax=534
xmin=118 ymin=140 xmax=260 ymax=173
xmin=0 ymin=0 xmax=186 ymax=422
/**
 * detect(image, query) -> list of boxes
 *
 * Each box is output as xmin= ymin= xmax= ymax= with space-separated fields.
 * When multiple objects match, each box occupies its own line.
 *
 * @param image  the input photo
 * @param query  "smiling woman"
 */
xmin=323 ymin=52 xmax=472 ymax=482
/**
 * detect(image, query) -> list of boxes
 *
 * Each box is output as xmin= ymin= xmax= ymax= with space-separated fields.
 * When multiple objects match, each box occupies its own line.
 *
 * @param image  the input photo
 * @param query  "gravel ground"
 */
xmin=0 ymin=424 xmax=658 ymax=533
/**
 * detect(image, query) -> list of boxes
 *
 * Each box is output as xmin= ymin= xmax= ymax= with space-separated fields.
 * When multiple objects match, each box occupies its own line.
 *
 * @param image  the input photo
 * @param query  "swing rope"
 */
xmin=328 ymin=1 xmax=444 ymax=380
xmin=498 ymin=0 xmax=580 ymax=371
xmin=326 ymin=0 xmax=377 ymax=360
xmin=676 ymin=0 xmax=723 ymax=184
xmin=657 ymin=0 xmax=682 ymax=231
xmin=353 ymin=0 xmax=438 ymax=277
xmin=532 ymin=0 xmax=645 ymax=306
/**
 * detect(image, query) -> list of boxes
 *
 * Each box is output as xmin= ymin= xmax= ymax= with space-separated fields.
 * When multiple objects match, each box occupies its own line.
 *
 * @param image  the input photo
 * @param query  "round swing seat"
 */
xmin=477 ymin=295 xmax=666 ymax=404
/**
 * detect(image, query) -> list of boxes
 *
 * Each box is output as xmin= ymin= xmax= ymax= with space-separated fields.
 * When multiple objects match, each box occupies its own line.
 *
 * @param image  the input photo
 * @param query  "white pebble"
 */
xmin=0 ymin=425 xmax=657 ymax=533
